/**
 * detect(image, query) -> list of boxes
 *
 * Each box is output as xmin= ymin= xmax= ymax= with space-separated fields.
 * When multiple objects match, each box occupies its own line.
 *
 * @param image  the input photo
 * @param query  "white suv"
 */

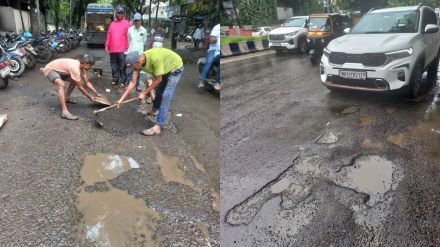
xmin=320 ymin=5 xmax=440 ymax=97
xmin=269 ymin=16 xmax=309 ymax=53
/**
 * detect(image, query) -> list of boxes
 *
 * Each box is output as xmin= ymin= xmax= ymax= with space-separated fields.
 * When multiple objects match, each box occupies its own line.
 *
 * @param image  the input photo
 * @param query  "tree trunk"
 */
xmin=148 ymin=0 xmax=152 ymax=30
xmin=18 ymin=0 xmax=26 ymax=33
xmin=155 ymin=0 xmax=159 ymax=24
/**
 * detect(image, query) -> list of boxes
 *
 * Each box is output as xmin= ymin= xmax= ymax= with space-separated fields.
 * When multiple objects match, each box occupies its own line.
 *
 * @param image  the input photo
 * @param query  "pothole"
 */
xmin=155 ymin=149 xmax=202 ymax=192
xmin=225 ymin=154 xmax=403 ymax=239
xmin=76 ymin=153 xmax=162 ymax=246
xmin=387 ymin=133 xmax=405 ymax=148
xmin=359 ymin=116 xmax=373 ymax=127
xmin=334 ymin=156 xmax=394 ymax=206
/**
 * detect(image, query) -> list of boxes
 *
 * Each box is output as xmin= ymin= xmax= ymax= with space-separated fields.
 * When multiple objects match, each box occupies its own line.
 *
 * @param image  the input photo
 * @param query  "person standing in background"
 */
xmin=127 ymin=13 xmax=148 ymax=91
xmin=193 ymin=25 xmax=204 ymax=50
xmin=105 ymin=6 xmax=131 ymax=88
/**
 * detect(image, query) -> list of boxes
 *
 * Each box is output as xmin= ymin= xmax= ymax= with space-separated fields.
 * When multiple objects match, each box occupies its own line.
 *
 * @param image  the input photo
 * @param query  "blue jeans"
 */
xmin=199 ymin=49 xmax=220 ymax=83
xmin=156 ymin=67 xmax=184 ymax=127
xmin=126 ymin=71 xmax=141 ymax=88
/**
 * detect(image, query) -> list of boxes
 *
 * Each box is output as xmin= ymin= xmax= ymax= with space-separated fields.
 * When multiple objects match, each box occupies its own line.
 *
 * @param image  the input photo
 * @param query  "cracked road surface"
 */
xmin=0 ymin=44 xmax=219 ymax=246
xmin=221 ymin=52 xmax=440 ymax=246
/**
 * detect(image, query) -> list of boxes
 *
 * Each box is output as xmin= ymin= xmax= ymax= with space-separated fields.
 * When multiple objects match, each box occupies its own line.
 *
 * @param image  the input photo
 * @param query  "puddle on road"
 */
xmin=190 ymin=155 xmax=206 ymax=174
xmin=77 ymin=154 xmax=162 ymax=247
xmin=387 ymin=133 xmax=406 ymax=148
xmin=359 ymin=116 xmax=373 ymax=127
xmin=336 ymin=156 xmax=394 ymax=206
xmin=316 ymin=132 xmax=341 ymax=144
xmin=78 ymin=187 xmax=162 ymax=247
xmin=155 ymin=149 xmax=201 ymax=192
xmin=385 ymin=107 xmax=397 ymax=114
xmin=341 ymin=106 xmax=359 ymax=114
xmin=270 ymin=177 xmax=290 ymax=194
xmin=361 ymin=138 xmax=383 ymax=149
xmin=81 ymin=154 xmax=140 ymax=185
xmin=210 ymin=188 xmax=220 ymax=212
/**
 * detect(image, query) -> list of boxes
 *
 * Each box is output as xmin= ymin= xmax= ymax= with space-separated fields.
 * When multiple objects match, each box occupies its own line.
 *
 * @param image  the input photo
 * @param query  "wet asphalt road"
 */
xmin=221 ymin=51 xmax=440 ymax=246
xmin=0 ymin=43 xmax=219 ymax=246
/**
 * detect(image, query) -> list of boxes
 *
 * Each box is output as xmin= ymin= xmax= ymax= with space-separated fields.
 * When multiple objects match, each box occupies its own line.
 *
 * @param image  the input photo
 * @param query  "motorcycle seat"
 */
xmin=5 ymin=41 xmax=20 ymax=51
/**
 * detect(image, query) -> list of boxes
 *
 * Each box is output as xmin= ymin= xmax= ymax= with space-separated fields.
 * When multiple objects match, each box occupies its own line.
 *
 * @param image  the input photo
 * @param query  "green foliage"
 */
xmin=234 ymin=0 xmax=277 ymax=26
xmin=220 ymin=35 xmax=268 ymax=44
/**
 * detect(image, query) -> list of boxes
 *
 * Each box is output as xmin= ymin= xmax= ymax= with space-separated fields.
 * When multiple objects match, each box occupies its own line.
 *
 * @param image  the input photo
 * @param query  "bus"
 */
xmin=85 ymin=3 xmax=113 ymax=46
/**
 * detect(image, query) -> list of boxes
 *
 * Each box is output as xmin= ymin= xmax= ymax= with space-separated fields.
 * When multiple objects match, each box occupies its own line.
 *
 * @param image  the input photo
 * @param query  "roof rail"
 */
xmin=367 ymin=8 xmax=374 ymax=13
xmin=417 ymin=3 xmax=423 ymax=10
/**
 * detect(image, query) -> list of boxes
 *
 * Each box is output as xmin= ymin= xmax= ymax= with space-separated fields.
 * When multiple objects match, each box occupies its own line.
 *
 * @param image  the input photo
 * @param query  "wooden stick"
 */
xmin=93 ymin=98 xmax=138 ymax=114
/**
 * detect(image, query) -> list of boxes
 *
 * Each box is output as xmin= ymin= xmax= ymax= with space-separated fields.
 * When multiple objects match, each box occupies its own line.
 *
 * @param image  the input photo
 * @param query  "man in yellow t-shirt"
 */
xmin=116 ymin=48 xmax=184 ymax=136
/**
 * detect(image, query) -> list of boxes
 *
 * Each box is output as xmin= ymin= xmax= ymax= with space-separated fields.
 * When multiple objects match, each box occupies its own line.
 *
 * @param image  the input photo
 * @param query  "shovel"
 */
xmin=94 ymin=98 xmax=139 ymax=128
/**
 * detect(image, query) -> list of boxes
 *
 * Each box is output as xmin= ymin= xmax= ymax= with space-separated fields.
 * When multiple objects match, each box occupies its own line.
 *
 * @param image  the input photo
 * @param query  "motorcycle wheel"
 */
xmin=0 ymin=77 xmax=8 ymax=89
xmin=24 ymin=54 xmax=37 ymax=70
xmin=9 ymin=56 xmax=25 ymax=77
xmin=35 ymin=46 xmax=52 ymax=63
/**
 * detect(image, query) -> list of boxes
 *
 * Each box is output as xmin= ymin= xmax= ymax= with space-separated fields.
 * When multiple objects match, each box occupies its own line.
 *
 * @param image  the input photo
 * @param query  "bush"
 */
xmin=221 ymin=35 xmax=268 ymax=44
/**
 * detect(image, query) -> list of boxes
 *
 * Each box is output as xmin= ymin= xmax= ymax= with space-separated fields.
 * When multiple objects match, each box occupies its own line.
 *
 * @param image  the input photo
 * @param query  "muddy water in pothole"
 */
xmin=359 ymin=116 xmax=373 ymax=127
xmin=337 ymin=156 xmax=394 ymax=206
xmin=81 ymin=153 xmax=139 ymax=185
xmin=155 ymin=149 xmax=201 ymax=192
xmin=77 ymin=187 xmax=162 ymax=247
xmin=77 ymin=154 xmax=161 ymax=247
xmin=387 ymin=133 xmax=406 ymax=148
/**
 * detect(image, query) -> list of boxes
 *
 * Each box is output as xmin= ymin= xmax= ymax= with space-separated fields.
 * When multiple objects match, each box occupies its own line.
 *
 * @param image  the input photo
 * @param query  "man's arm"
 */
xmin=116 ymin=69 xmax=140 ymax=106
xmin=105 ymin=23 xmax=112 ymax=52
xmin=81 ymin=69 xmax=103 ymax=97
xmin=72 ymin=79 xmax=95 ymax=102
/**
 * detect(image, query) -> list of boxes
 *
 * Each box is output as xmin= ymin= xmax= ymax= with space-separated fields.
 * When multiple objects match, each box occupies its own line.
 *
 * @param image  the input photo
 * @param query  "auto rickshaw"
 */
xmin=307 ymin=13 xmax=351 ymax=64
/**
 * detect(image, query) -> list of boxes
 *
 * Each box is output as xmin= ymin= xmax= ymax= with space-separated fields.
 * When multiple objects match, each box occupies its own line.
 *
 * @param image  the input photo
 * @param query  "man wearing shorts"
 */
xmin=42 ymin=54 xmax=103 ymax=120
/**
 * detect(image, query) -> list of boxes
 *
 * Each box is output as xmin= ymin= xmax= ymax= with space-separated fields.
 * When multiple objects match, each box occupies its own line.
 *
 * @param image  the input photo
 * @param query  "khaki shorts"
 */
xmin=47 ymin=70 xmax=70 ymax=84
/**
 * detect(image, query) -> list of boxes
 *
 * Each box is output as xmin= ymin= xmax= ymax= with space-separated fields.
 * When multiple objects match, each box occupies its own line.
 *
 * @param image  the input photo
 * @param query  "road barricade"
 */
xmin=254 ymin=40 xmax=265 ymax=51
xmin=229 ymin=43 xmax=241 ymax=55
xmin=221 ymin=44 xmax=233 ymax=56
xmin=246 ymin=41 xmax=257 ymax=52
xmin=238 ymin=42 xmax=249 ymax=54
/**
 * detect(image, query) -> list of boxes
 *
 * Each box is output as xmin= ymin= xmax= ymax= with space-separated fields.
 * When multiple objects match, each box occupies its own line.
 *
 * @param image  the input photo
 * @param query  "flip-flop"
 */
xmin=61 ymin=112 xmax=78 ymax=120
xmin=141 ymin=127 xmax=161 ymax=136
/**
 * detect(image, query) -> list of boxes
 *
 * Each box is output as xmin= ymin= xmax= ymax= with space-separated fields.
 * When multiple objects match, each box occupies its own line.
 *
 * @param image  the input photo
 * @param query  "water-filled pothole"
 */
xmin=76 ymin=153 xmax=161 ymax=247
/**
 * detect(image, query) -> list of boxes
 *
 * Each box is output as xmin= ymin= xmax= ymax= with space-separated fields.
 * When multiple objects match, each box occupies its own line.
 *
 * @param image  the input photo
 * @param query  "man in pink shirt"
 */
xmin=43 ymin=54 xmax=103 ymax=120
xmin=105 ymin=6 xmax=131 ymax=88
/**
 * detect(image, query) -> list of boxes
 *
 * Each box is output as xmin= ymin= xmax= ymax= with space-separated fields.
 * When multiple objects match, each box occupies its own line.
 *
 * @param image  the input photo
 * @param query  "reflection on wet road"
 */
xmin=221 ymin=52 xmax=440 ymax=246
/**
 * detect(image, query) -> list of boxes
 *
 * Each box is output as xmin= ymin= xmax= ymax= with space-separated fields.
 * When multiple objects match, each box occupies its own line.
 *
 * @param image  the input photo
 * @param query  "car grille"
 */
xmin=329 ymin=52 xmax=387 ymax=67
xmin=269 ymin=34 xmax=285 ymax=41
xmin=327 ymin=75 xmax=389 ymax=89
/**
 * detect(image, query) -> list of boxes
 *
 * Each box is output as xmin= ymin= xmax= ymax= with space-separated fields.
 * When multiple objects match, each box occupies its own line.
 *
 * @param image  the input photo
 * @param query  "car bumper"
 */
xmin=320 ymin=55 xmax=412 ymax=92
xmin=269 ymin=39 xmax=296 ymax=50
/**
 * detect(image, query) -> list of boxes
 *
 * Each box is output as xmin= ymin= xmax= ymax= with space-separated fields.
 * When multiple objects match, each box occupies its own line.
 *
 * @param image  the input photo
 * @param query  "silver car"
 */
xmin=269 ymin=16 xmax=309 ymax=54
xmin=321 ymin=5 xmax=440 ymax=98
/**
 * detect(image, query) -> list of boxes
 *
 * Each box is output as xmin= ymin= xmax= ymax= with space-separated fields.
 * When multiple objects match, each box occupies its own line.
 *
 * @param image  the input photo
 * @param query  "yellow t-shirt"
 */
xmin=142 ymin=48 xmax=183 ymax=76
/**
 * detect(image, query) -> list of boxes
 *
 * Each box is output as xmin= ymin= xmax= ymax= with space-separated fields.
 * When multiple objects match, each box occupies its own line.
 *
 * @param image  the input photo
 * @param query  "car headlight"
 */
xmin=323 ymin=48 xmax=331 ymax=57
xmin=385 ymin=48 xmax=413 ymax=62
xmin=286 ymin=31 xmax=298 ymax=36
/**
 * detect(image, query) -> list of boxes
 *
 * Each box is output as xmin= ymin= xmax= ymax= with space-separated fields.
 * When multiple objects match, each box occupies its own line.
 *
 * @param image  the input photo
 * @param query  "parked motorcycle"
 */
xmin=0 ymin=41 xmax=25 ymax=77
xmin=0 ymin=60 xmax=12 ymax=89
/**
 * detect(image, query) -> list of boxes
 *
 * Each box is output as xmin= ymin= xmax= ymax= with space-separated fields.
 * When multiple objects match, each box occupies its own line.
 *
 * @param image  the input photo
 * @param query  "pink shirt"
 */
xmin=105 ymin=17 xmax=130 ymax=53
xmin=43 ymin=58 xmax=81 ymax=82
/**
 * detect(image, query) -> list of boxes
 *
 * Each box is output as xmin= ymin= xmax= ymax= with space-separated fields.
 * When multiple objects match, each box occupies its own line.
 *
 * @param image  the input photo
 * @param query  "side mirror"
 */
xmin=424 ymin=24 xmax=439 ymax=33
xmin=343 ymin=28 xmax=351 ymax=34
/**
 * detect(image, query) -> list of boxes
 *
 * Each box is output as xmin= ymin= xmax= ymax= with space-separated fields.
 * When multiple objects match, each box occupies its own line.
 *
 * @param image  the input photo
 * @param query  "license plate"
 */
xmin=339 ymin=70 xmax=367 ymax=80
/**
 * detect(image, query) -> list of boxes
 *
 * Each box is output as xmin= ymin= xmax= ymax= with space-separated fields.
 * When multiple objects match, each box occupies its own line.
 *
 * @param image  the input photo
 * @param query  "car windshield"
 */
xmin=308 ymin=17 xmax=331 ymax=32
xmin=351 ymin=10 xmax=418 ymax=33
xmin=284 ymin=17 xmax=306 ymax=27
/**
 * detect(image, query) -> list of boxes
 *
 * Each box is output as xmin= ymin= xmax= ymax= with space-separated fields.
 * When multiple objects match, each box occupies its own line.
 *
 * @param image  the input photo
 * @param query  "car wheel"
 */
xmin=408 ymin=61 xmax=424 ymax=98
xmin=427 ymin=52 xmax=439 ymax=85
xmin=298 ymin=38 xmax=308 ymax=54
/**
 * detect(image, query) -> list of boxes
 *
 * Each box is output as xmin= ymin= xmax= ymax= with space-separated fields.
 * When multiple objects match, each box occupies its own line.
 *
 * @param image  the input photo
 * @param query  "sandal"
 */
xmin=66 ymin=99 xmax=77 ymax=104
xmin=141 ymin=127 xmax=161 ymax=136
xmin=61 ymin=112 xmax=78 ymax=120
xmin=111 ymin=81 xmax=116 ymax=85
